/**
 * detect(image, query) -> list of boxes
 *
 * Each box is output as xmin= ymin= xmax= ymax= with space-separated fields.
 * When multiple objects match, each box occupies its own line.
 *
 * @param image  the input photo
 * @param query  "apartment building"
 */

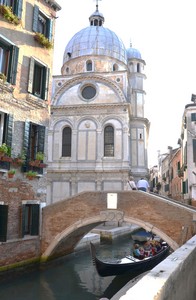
xmin=0 ymin=0 xmax=60 ymax=247
xmin=180 ymin=95 xmax=196 ymax=206
xmin=150 ymin=96 xmax=196 ymax=206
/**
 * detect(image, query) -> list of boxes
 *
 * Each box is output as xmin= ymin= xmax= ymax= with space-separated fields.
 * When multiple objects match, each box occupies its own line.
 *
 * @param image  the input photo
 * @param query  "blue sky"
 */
xmin=53 ymin=0 xmax=196 ymax=167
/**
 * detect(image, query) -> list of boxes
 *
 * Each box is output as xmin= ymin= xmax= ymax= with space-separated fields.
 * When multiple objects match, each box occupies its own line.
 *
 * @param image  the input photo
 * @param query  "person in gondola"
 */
xmin=144 ymin=241 xmax=152 ymax=257
xmin=155 ymin=241 xmax=162 ymax=252
xmin=133 ymin=244 xmax=145 ymax=259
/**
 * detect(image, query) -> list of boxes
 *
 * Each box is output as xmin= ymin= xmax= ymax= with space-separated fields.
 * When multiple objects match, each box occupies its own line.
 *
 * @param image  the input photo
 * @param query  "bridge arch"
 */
xmin=41 ymin=191 xmax=196 ymax=261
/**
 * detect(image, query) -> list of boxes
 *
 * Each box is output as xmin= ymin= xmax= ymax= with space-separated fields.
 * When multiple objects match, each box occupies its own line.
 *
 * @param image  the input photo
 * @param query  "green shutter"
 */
xmin=22 ymin=121 xmax=31 ymax=172
xmin=4 ymin=114 xmax=13 ymax=149
xmin=182 ymin=181 xmax=188 ymax=194
xmin=184 ymin=142 xmax=187 ymax=165
xmin=42 ymin=67 xmax=50 ymax=100
xmin=0 ymin=205 xmax=8 ymax=242
xmin=32 ymin=5 xmax=39 ymax=32
xmin=21 ymin=204 xmax=26 ymax=238
xmin=47 ymin=19 xmax=53 ymax=41
xmin=28 ymin=57 xmax=35 ymax=94
xmin=31 ymin=204 xmax=40 ymax=235
xmin=8 ymin=46 xmax=19 ymax=85
xmin=14 ymin=0 xmax=23 ymax=18
xmin=193 ymin=139 xmax=196 ymax=163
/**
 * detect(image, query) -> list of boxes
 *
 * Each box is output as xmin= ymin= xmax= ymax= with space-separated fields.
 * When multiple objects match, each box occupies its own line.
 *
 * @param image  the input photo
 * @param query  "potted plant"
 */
xmin=29 ymin=152 xmax=45 ymax=167
xmin=13 ymin=150 xmax=26 ymax=166
xmin=34 ymin=32 xmax=53 ymax=49
xmin=8 ymin=169 xmax=16 ymax=178
xmin=0 ymin=143 xmax=8 ymax=157
xmin=26 ymin=170 xmax=38 ymax=180
xmin=36 ymin=152 xmax=45 ymax=161
xmin=0 ymin=72 xmax=7 ymax=82
xmin=0 ymin=5 xmax=20 ymax=25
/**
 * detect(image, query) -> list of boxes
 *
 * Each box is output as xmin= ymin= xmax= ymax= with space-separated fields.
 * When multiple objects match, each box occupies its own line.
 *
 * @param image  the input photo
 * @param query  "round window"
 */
xmin=81 ymin=85 xmax=96 ymax=100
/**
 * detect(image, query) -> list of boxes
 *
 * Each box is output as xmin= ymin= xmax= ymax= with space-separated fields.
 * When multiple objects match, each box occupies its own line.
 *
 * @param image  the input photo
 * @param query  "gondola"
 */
xmin=90 ymin=242 xmax=170 ymax=277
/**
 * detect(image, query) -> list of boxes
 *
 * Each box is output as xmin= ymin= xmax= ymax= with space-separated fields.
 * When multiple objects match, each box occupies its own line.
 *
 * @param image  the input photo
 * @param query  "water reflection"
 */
xmin=0 ymin=233 xmax=136 ymax=300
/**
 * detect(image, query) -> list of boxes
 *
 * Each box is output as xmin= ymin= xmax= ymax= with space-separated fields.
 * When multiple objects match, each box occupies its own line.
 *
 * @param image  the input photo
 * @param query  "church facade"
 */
xmin=47 ymin=5 xmax=150 ymax=204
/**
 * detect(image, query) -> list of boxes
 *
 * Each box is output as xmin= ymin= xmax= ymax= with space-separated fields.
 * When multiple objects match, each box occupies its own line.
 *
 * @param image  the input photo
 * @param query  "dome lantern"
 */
xmin=89 ymin=2 xmax=104 ymax=26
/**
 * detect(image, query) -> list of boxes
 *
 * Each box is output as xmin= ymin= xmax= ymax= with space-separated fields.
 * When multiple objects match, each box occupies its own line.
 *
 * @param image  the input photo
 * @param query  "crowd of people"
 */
xmin=133 ymin=240 xmax=162 ymax=260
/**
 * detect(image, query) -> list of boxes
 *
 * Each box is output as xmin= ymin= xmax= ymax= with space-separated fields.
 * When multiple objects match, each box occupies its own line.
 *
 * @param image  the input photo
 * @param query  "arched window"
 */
xmin=62 ymin=127 xmax=72 ymax=157
xmin=104 ymin=126 xmax=114 ymax=157
xmin=86 ymin=60 xmax=92 ymax=71
xmin=137 ymin=63 xmax=140 ymax=73
xmin=129 ymin=62 xmax=133 ymax=72
xmin=113 ymin=64 xmax=118 ymax=71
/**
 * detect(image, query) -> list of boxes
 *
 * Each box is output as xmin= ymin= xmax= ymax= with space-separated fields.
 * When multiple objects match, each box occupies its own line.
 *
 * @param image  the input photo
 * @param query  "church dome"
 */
xmin=63 ymin=6 xmax=127 ymax=65
xmin=127 ymin=47 xmax=142 ymax=60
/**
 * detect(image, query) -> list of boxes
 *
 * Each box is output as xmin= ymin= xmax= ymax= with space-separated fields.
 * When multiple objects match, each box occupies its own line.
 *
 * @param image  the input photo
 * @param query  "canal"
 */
xmin=0 ymin=233 xmax=138 ymax=300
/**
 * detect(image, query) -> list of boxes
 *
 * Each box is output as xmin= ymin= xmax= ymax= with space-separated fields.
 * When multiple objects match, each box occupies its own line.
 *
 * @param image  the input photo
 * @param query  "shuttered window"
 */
xmin=0 ymin=112 xmax=13 ymax=170
xmin=62 ymin=127 xmax=72 ymax=157
xmin=21 ymin=204 xmax=40 ymax=237
xmin=22 ymin=121 xmax=45 ymax=174
xmin=28 ymin=57 xmax=49 ymax=100
xmin=104 ymin=126 xmax=114 ymax=157
xmin=33 ymin=5 xmax=53 ymax=41
xmin=0 ymin=37 xmax=19 ymax=84
xmin=0 ymin=205 xmax=8 ymax=242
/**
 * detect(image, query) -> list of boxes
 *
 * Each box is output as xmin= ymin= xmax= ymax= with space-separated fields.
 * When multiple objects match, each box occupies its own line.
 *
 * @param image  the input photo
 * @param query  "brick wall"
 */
xmin=0 ymin=237 xmax=40 ymax=268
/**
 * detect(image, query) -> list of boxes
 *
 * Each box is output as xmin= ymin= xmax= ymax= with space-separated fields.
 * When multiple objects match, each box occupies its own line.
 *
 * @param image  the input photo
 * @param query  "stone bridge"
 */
xmin=41 ymin=191 xmax=196 ymax=261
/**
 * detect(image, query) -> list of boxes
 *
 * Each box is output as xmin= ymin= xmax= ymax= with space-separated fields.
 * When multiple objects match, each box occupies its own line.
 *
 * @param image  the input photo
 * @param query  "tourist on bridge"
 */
xmin=126 ymin=176 xmax=137 ymax=190
xmin=137 ymin=178 xmax=150 ymax=192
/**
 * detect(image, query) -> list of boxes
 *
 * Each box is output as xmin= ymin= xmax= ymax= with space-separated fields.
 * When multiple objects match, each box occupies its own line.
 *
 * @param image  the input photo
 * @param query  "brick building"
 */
xmin=0 ymin=0 xmax=60 ymax=251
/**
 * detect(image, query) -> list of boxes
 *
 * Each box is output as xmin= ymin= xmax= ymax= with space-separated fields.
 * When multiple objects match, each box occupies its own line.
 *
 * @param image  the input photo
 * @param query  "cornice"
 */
xmin=51 ymin=102 xmax=129 ymax=112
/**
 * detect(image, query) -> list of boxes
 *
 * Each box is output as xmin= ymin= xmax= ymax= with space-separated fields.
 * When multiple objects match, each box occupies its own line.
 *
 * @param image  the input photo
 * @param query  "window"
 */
xmin=0 ymin=112 xmax=13 ymax=170
xmin=33 ymin=5 xmax=53 ymax=41
xmin=0 ymin=0 xmax=23 ymax=18
xmin=0 ymin=204 xmax=8 ymax=242
xmin=28 ymin=57 xmax=49 ymax=100
xmin=182 ymin=180 xmax=188 ymax=194
xmin=113 ymin=64 xmax=118 ymax=71
xmin=23 ymin=121 xmax=45 ymax=174
xmin=164 ymin=184 xmax=169 ymax=192
xmin=62 ymin=127 xmax=72 ymax=157
xmin=137 ymin=63 xmax=140 ymax=72
xmin=0 ymin=35 xmax=19 ymax=84
xmin=81 ymin=85 xmax=96 ymax=100
xmin=21 ymin=204 xmax=40 ymax=237
xmin=86 ymin=60 xmax=92 ymax=71
xmin=104 ymin=126 xmax=114 ymax=157
xmin=191 ymin=113 xmax=196 ymax=121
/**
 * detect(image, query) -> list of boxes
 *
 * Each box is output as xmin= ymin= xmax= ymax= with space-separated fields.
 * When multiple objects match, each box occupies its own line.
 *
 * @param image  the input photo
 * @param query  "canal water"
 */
xmin=0 ymin=233 xmax=138 ymax=300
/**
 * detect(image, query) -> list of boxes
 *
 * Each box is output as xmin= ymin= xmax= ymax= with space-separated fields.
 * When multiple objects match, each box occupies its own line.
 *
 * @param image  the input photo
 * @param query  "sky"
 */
xmin=52 ymin=0 xmax=196 ymax=167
